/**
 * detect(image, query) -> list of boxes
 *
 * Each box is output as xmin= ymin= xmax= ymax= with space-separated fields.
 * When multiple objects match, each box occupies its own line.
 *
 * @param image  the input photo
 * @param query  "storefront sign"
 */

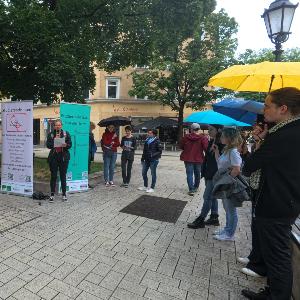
xmin=60 ymin=103 xmax=90 ymax=192
xmin=1 ymin=101 xmax=33 ymax=196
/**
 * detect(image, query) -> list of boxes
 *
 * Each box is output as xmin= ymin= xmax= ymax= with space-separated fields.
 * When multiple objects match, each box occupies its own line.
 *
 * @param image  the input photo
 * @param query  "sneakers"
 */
xmin=146 ymin=188 xmax=154 ymax=193
xmin=49 ymin=196 xmax=54 ymax=203
xmin=212 ymin=229 xmax=225 ymax=235
xmin=62 ymin=195 xmax=68 ymax=202
xmin=204 ymin=214 xmax=220 ymax=226
xmin=138 ymin=186 xmax=148 ymax=191
xmin=188 ymin=191 xmax=195 ymax=196
xmin=237 ymin=257 xmax=250 ymax=265
xmin=213 ymin=233 xmax=235 ymax=241
xmin=241 ymin=287 xmax=270 ymax=299
xmin=105 ymin=181 xmax=110 ymax=187
xmin=241 ymin=267 xmax=264 ymax=278
xmin=109 ymin=181 xmax=115 ymax=187
xmin=187 ymin=216 xmax=205 ymax=229
xmin=120 ymin=183 xmax=129 ymax=188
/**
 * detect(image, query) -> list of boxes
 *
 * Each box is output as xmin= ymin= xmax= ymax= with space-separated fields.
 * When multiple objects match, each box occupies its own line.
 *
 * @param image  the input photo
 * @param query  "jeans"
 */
xmin=184 ymin=162 xmax=201 ymax=191
xmin=222 ymin=198 xmax=238 ymax=237
xmin=142 ymin=160 xmax=159 ymax=189
xmin=199 ymin=179 xmax=218 ymax=218
xmin=121 ymin=158 xmax=133 ymax=184
xmin=49 ymin=155 xmax=69 ymax=196
xmin=103 ymin=152 xmax=117 ymax=182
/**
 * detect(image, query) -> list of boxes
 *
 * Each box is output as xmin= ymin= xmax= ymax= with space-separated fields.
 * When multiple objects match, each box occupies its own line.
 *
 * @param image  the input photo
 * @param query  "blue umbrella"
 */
xmin=212 ymin=98 xmax=264 ymax=125
xmin=184 ymin=110 xmax=251 ymax=127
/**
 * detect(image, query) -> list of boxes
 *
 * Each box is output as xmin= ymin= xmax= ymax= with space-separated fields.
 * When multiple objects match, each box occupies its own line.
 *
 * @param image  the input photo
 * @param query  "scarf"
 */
xmin=249 ymin=115 xmax=300 ymax=189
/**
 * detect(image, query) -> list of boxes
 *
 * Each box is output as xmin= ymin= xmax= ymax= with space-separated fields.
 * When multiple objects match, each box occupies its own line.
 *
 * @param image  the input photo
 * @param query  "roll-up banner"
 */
xmin=1 ymin=101 xmax=33 ymax=196
xmin=60 ymin=103 xmax=90 ymax=192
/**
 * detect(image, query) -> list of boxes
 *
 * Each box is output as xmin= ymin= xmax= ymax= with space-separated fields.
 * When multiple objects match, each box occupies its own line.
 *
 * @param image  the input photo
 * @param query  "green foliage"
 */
xmin=0 ymin=0 xmax=180 ymax=103
xmin=129 ymin=7 xmax=238 ymax=140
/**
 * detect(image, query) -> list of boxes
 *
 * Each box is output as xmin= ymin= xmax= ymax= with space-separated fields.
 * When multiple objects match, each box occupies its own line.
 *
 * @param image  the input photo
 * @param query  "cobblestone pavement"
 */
xmin=0 ymin=156 xmax=265 ymax=300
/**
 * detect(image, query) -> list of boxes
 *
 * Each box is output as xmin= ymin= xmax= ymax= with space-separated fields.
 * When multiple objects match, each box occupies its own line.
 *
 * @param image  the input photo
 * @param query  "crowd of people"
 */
xmin=46 ymin=87 xmax=300 ymax=300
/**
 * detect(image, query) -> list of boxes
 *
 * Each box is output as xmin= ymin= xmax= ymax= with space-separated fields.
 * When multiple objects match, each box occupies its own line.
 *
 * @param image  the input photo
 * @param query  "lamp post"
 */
xmin=262 ymin=0 xmax=298 ymax=61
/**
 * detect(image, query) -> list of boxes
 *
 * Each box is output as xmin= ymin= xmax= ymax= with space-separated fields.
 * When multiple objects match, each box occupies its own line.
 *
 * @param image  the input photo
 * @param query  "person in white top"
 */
xmin=212 ymin=128 xmax=243 ymax=241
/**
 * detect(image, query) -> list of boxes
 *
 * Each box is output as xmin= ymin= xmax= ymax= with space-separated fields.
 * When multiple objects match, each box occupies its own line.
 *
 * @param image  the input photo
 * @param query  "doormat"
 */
xmin=120 ymin=195 xmax=187 ymax=223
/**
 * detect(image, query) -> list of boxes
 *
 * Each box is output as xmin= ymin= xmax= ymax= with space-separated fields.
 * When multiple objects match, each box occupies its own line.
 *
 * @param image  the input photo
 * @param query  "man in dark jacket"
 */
xmin=138 ymin=129 xmax=162 ymax=193
xmin=242 ymin=87 xmax=300 ymax=300
xmin=46 ymin=120 xmax=72 ymax=202
xmin=179 ymin=123 xmax=208 ymax=195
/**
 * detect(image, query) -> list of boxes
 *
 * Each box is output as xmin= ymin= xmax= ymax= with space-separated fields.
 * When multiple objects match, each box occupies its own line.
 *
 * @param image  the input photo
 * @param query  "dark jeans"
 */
xmin=103 ymin=152 xmax=117 ymax=182
xmin=256 ymin=217 xmax=294 ymax=300
xmin=184 ymin=162 xmax=201 ymax=192
xmin=199 ymin=179 xmax=218 ymax=218
xmin=49 ymin=155 xmax=69 ymax=196
xmin=142 ymin=160 xmax=159 ymax=189
xmin=121 ymin=158 xmax=133 ymax=184
xmin=246 ymin=201 xmax=267 ymax=276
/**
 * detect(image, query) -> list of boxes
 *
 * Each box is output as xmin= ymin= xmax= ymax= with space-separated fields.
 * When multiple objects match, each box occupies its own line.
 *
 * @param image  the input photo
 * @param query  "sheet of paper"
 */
xmin=54 ymin=137 xmax=65 ymax=147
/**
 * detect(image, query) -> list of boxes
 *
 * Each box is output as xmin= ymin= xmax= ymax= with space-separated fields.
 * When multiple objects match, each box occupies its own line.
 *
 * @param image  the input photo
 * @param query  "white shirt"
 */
xmin=217 ymin=148 xmax=242 ymax=170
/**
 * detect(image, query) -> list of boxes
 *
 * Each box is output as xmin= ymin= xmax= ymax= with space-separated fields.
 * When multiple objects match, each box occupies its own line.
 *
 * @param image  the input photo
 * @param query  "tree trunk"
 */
xmin=177 ymin=105 xmax=184 ymax=143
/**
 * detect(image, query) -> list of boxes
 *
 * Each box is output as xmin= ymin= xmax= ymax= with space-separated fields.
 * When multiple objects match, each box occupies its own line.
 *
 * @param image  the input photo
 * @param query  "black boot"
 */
xmin=241 ymin=286 xmax=270 ymax=299
xmin=187 ymin=216 xmax=205 ymax=229
xmin=204 ymin=214 xmax=220 ymax=226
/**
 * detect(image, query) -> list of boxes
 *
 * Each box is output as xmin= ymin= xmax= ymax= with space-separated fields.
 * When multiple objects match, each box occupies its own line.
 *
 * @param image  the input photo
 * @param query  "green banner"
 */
xmin=60 ymin=103 xmax=90 ymax=192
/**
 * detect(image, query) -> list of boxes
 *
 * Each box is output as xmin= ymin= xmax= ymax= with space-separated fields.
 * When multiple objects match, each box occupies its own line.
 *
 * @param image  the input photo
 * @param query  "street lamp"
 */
xmin=262 ymin=0 xmax=298 ymax=61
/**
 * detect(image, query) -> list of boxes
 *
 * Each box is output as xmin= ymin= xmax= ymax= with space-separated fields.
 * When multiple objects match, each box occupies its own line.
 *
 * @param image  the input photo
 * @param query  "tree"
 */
xmin=0 ymin=0 xmax=183 ymax=104
xmin=233 ymin=47 xmax=300 ymax=101
xmin=129 ymin=8 xmax=238 ymax=141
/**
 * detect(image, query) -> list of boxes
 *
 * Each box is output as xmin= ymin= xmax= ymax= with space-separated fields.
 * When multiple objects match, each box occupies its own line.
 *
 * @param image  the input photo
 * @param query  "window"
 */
xmin=106 ymin=78 xmax=120 ymax=99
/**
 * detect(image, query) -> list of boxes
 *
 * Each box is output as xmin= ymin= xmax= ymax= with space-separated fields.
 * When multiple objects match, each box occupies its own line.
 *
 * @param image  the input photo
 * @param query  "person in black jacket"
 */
xmin=46 ymin=120 xmax=72 ymax=202
xmin=138 ymin=129 xmax=162 ymax=193
xmin=88 ymin=122 xmax=97 ymax=174
xmin=188 ymin=125 xmax=223 ymax=229
xmin=241 ymin=87 xmax=300 ymax=300
xmin=120 ymin=126 xmax=136 ymax=187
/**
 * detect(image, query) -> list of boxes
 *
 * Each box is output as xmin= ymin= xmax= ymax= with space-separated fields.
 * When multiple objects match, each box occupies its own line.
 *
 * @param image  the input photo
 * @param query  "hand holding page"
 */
xmin=54 ymin=137 xmax=66 ymax=147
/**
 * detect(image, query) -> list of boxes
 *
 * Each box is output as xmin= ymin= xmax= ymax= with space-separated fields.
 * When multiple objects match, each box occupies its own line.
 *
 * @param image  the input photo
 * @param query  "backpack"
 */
xmin=32 ymin=192 xmax=49 ymax=200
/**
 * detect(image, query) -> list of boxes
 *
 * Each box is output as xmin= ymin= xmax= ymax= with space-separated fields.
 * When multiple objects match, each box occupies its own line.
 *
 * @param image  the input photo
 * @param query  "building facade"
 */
xmin=32 ymin=67 xmax=210 ymax=144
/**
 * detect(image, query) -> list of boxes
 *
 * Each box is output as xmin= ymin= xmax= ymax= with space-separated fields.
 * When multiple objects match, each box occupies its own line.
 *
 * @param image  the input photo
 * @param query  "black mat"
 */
xmin=120 ymin=195 xmax=187 ymax=223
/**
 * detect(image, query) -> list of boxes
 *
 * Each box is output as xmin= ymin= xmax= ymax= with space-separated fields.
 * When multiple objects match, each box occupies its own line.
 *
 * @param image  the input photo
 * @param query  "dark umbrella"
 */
xmin=134 ymin=116 xmax=178 ymax=131
xmin=212 ymin=98 xmax=264 ymax=125
xmin=98 ymin=116 xmax=131 ymax=127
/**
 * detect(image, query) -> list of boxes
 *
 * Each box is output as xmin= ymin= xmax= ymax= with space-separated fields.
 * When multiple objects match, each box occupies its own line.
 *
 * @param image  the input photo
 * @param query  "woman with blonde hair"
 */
xmin=212 ymin=128 xmax=243 ymax=241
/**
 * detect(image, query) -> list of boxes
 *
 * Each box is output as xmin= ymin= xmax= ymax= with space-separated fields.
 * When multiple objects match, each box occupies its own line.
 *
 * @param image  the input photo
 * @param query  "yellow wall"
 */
xmin=33 ymin=100 xmax=210 ymax=143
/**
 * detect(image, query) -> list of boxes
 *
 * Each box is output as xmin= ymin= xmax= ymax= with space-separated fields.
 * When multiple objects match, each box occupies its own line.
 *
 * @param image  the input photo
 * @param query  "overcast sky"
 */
xmin=215 ymin=0 xmax=300 ymax=54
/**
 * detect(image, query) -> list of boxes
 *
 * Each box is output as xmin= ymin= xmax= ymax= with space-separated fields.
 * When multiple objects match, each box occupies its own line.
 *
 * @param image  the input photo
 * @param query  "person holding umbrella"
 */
xmin=101 ymin=124 xmax=120 ymax=186
xmin=187 ymin=124 xmax=223 ymax=229
xmin=242 ymin=87 xmax=300 ymax=300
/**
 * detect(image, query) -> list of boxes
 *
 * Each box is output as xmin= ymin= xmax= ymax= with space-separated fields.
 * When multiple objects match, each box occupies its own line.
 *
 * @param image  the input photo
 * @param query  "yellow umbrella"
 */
xmin=208 ymin=61 xmax=300 ymax=92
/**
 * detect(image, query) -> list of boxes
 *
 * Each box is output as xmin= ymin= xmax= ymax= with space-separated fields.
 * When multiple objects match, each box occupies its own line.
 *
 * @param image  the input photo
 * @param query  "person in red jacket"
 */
xmin=101 ymin=125 xmax=120 ymax=186
xmin=179 ymin=123 xmax=208 ymax=195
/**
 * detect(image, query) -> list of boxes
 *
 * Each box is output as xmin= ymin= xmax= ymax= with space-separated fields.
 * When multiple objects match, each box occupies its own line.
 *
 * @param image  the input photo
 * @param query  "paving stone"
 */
xmin=3 ymin=257 xmax=29 ymax=273
xmin=13 ymin=287 xmax=41 ymax=300
xmin=76 ymin=291 xmax=101 ymax=300
xmin=0 ymin=277 xmax=26 ymax=299
xmin=63 ymin=270 xmax=87 ymax=287
xmin=0 ymin=268 xmax=20 ymax=284
xmin=37 ymin=286 xmax=59 ymax=300
xmin=78 ymin=280 xmax=112 ymax=299
xmin=25 ymin=272 xmax=54 ymax=294
xmin=47 ymin=279 xmax=82 ymax=298
xmin=99 ymin=270 xmax=124 ymax=291
xmin=112 ymin=287 xmax=147 ymax=300
xmin=118 ymin=279 xmax=147 ymax=296
xmin=18 ymin=267 xmax=41 ymax=282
